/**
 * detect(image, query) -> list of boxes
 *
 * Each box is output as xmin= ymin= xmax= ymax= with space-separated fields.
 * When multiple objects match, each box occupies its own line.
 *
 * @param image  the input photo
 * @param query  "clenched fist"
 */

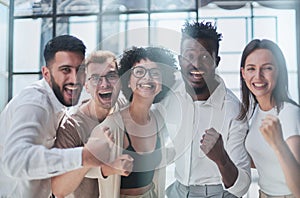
xmin=200 ymin=128 xmax=227 ymax=166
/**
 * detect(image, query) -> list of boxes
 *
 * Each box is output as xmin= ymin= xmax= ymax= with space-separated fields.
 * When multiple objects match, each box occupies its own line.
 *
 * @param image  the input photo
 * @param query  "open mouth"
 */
xmin=98 ymin=91 xmax=112 ymax=100
xmin=137 ymin=82 xmax=156 ymax=90
xmin=64 ymin=85 xmax=80 ymax=97
xmin=189 ymin=70 xmax=205 ymax=80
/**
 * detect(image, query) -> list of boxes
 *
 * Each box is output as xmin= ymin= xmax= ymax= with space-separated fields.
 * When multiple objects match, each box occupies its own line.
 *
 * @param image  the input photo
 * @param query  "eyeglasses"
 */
xmin=87 ymin=72 xmax=119 ymax=86
xmin=131 ymin=66 xmax=161 ymax=79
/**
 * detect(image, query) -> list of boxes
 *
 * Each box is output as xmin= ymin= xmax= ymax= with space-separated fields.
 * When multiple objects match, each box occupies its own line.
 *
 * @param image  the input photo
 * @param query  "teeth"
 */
xmin=190 ymin=71 xmax=204 ymax=75
xmin=65 ymin=85 xmax=78 ymax=90
xmin=138 ymin=83 xmax=154 ymax=89
xmin=254 ymin=83 xmax=265 ymax=87
xmin=99 ymin=91 xmax=112 ymax=95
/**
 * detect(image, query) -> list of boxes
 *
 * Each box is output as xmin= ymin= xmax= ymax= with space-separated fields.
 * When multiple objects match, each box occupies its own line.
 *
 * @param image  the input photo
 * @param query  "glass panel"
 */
xmin=218 ymin=18 xmax=247 ymax=52
xmin=109 ymin=0 xmax=147 ymax=12
xmin=0 ymin=75 xmax=8 ymax=111
xmin=288 ymin=72 xmax=299 ymax=102
xmin=119 ymin=14 xmax=148 ymax=50
xmin=14 ymin=0 xmax=52 ymax=17
xmin=55 ymin=16 xmax=97 ymax=54
xmin=13 ymin=74 xmax=41 ymax=96
xmin=101 ymin=15 xmax=122 ymax=55
xmin=199 ymin=3 xmax=251 ymax=18
xmin=0 ymin=2 xmax=8 ymax=111
xmin=150 ymin=12 xmax=196 ymax=54
xmin=13 ymin=18 xmax=43 ymax=72
xmin=0 ymin=3 xmax=8 ymax=73
xmin=218 ymin=53 xmax=241 ymax=72
xmin=151 ymin=0 xmax=195 ymax=10
xmin=57 ymin=0 xmax=99 ymax=14
xmin=253 ymin=17 xmax=277 ymax=41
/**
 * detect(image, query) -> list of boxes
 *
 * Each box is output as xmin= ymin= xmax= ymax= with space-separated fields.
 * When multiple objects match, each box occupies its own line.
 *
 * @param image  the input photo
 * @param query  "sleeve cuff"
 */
xmin=62 ymin=147 xmax=83 ymax=170
xmin=227 ymin=167 xmax=251 ymax=197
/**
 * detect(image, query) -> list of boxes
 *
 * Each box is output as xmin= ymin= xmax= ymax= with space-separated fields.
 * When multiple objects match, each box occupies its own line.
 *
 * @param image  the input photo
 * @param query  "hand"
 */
xmin=83 ymin=126 xmax=115 ymax=167
xmin=260 ymin=114 xmax=284 ymax=149
xmin=102 ymin=154 xmax=134 ymax=177
xmin=200 ymin=128 xmax=227 ymax=166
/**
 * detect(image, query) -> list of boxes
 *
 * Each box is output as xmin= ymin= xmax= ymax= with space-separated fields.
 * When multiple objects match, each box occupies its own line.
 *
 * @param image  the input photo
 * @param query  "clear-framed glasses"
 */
xmin=87 ymin=71 xmax=119 ymax=86
xmin=131 ymin=66 xmax=161 ymax=79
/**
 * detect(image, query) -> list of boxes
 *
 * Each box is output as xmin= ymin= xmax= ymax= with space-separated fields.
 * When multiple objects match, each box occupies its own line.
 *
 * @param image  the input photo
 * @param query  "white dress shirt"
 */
xmin=0 ymin=79 xmax=83 ymax=198
xmin=159 ymin=73 xmax=251 ymax=197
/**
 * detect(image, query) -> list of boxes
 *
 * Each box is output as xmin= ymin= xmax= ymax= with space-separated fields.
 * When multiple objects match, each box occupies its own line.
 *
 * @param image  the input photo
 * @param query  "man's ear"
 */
xmin=215 ymin=56 xmax=221 ymax=68
xmin=42 ymin=66 xmax=51 ymax=83
xmin=178 ymin=55 xmax=183 ymax=67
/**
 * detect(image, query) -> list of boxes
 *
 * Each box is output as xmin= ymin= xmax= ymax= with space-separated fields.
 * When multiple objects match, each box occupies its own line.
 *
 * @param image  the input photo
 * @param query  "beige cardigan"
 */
xmin=86 ymin=108 xmax=170 ymax=198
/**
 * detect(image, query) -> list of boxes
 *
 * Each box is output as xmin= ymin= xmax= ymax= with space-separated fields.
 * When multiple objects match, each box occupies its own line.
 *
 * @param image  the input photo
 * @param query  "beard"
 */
xmin=50 ymin=74 xmax=82 ymax=107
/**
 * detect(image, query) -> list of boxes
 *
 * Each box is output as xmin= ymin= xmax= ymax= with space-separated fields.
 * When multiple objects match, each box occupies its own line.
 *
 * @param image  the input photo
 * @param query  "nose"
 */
xmin=69 ymin=69 xmax=78 ymax=84
xmin=254 ymin=68 xmax=263 ymax=79
xmin=143 ymin=70 xmax=152 ymax=80
xmin=98 ymin=76 xmax=110 ymax=88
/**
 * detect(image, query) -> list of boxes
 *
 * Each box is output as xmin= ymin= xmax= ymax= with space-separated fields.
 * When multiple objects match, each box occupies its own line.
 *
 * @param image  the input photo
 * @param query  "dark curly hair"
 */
xmin=181 ymin=21 xmax=222 ymax=56
xmin=118 ymin=46 xmax=177 ymax=103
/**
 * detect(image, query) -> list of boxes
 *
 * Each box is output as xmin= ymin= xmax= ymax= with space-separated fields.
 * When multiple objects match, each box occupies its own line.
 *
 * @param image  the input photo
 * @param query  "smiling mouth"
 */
xmin=137 ymin=82 xmax=156 ymax=89
xmin=99 ymin=91 xmax=112 ymax=100
xmin=253 ymin=82 xmax=267 ymax=88
xmin=64 ymin=85 xmax=80 ymax=96
xmin=189 ymin=70 xmax=204 ymax=80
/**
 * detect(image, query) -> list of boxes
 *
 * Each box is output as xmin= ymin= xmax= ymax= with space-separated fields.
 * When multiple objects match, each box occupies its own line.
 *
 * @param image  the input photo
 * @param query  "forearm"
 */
xmin=217 ymin=152 xmax=238 ymax=188
xmin=51 ymin=167 xmax=90 ymax=197
xmin=274 ymin=142 xmax=300 ymax=197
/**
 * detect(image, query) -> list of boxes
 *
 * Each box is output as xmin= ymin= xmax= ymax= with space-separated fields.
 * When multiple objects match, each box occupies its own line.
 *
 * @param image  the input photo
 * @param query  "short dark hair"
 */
xmin=43 ymin=35 xmax=86 ymax=66
xmin=238 ymin=39 xmax=299 ymax=120
xmin=181 ymin=21 xmax=222 ymax=56
xmin=118 ymin=46 xmax=177 ymax=103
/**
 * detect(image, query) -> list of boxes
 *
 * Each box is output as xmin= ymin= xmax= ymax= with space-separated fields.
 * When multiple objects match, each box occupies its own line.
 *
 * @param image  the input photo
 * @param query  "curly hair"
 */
xmin=181 ymin=21 xmax=222 ymax=55
xmin=118 ymin=46 xmax=177 ymax=103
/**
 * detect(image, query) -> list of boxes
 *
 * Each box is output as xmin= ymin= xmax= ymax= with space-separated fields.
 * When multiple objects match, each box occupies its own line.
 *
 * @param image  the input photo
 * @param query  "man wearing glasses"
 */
xmin=51 ymin=50 xmax=133 ymax=198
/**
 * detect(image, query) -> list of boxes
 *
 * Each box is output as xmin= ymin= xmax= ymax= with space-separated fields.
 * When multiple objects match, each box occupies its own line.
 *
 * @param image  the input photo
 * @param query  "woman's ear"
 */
xmin=241 ymin=67 xmax=246 ymax=80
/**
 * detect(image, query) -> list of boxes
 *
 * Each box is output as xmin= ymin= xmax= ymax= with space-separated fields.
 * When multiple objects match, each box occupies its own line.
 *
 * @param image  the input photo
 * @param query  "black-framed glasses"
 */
xmin=131 ymin=66 xmax=161 ymax=79
xmin=87 ymin=71 xmax=119 ymax=86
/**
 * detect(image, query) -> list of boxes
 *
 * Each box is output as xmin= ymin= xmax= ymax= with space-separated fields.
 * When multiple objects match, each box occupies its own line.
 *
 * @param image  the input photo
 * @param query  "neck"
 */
xmin=187 ymin=79 xmax=219 ymax=101
xmin=257 ymin=97 xmax=275 ymax=111
xmin=129 ymin=97 xmax=152 ymax=125
xmin=82 ymin=100 xmax=111 ymax=123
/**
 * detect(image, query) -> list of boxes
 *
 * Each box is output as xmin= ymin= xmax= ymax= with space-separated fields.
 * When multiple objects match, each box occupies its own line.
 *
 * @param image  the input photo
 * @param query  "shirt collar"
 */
xmin=204 ymin=74 xmax=226 ymax=109
xmin=176 ymin=73 xmax=226 ymax=109
xmin=41 ymin=78 xmax=67 ymax=114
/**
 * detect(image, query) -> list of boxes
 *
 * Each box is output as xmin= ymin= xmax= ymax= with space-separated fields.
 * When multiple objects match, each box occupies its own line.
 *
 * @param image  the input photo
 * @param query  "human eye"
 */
xmin=263 ymin=65 xmax=274 ymax=71
xmin=107 ymin=72 xmax=119 ymax=80
xmin=150 ymin=68 xmax=161 ymax=78
xmin=246 ymin=66 xmax=255 ymax=71
xmin=61 ymin=67 xmax=71 ymax=74
xmin=134 ymin=67 xmax=145 ymax=76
